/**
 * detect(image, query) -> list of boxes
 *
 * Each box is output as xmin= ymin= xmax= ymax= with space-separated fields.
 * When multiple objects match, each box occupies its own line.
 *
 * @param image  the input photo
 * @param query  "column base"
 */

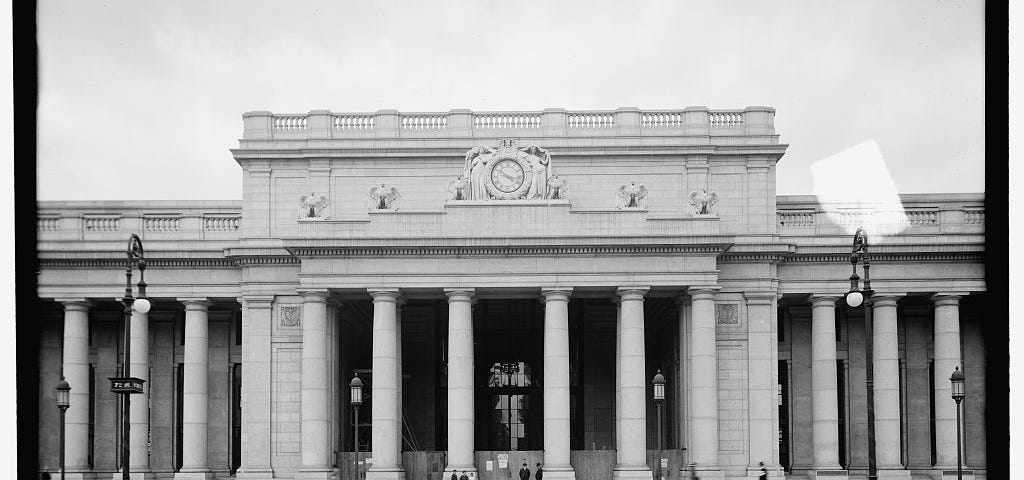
xmin=875 ymin=469 xmax=912 ymax=480
xmin=747 ymin=466 xmax=786 ymax=479
xmin=366 ymin=467 xmax=406 ymax=480
xmin=174 ymin=470 xmax=215 ymax=480
xmin=680 ymin=466 xmax=724 ymax=479
xmin=235 ymin=468 xmax=276 ymax=479
xmin=295 ymin=468 xmax=335 ymax=480
xmin=613 ymin=466 xmax=653 ymax=480
xmin=109 ymin=472 xmax=155 ymax=480
xmin=542 ymin=466 xmax=577 ymax=480
xmin=49 ymin=473 xmax=90 ymax=480
xmin=809 ymin=469 xmax=849 ymax=480
xmin=940 ymin=468 xmax=976 ymax=480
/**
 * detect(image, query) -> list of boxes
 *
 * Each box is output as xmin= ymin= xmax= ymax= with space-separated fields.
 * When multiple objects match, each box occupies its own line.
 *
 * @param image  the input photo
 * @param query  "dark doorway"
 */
xmin=474 ymin=299 xmax=544 ymax=451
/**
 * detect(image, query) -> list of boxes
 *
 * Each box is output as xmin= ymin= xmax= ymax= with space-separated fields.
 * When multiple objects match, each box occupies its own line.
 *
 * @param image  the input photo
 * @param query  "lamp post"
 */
xmin=351 ymin=373 xmax=364 ymax=480
xmin=950 ymin=367 xmax=965 ymax=480
xmin=56 ymin=377 xmax=70 ymax=480
xmin=110 ymin=234 xmax=150 ymax=480
xmin=844 ymin=226 xmax=876 ymax=480
xmin=652 ymin=369 xmax=665 ymax=480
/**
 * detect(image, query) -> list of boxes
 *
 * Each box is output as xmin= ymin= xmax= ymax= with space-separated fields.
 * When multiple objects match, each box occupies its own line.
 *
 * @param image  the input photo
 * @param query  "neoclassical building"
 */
xmin=34 ymin=107 xmax=988 ymax=480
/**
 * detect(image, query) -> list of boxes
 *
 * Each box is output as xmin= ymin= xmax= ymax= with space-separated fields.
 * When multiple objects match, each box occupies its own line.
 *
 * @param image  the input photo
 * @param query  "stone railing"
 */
xmin=242 ymin=106 xmax=777 ymax=140
xmin=37 ymin=201 xmax=243 ymax=242
xmin=776 ymin=194 xmax=985 ymax=235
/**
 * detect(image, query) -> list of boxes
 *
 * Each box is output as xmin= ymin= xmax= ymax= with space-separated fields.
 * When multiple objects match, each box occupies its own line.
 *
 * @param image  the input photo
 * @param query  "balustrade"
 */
xmin=401 ymin=114 xmax=448 ymax=130
xmin=906 ymin=209 xmax=938 ymax=226
xmin=84 ymin=217 xmax=119 ymax=232
xmin=333 ymin=114 xmax=375 ymax=130
xmin=38 ymin=217 xmax=60 ymax=231
xmin=472 ymin=113 xmax=542 ymax=129
xmin=144 ymin=216 xmax=180 ymax=232
xmin=641 ymin=111 xmax=683 ymax=128
xmin=567 ymin=112 xmax=614 ymax=128
xmin=273 ymin=115 xmax=308 ymax=132
xmin=963 ymin=208 xmax=984 ymax=224
xmin=204 ymin=215 xmax=241 ymax=232
xmin=708 ymin=111 xmax=744 ymax=127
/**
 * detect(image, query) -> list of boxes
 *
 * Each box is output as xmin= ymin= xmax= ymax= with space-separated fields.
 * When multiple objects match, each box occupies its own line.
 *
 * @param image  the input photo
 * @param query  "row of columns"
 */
xmin=50 ymin=290 xmax=968 ymax=479
xmin=53 ymin=298 xmax=214 ymax=480
xmin=807 ymin=294 xmax=967 ymax=479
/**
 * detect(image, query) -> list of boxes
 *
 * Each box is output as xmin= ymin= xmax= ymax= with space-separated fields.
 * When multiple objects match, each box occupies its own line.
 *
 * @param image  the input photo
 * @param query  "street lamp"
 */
xmin=56 ymin=377 xmax=70 ymax=480
xmin=844 ymin=226 xmax=877 ymax=480
xmin=652 ymin=370 xmax=665 ymax=449
xmin=950 ymin=366 xmax=965 ymax=480
xmin=652 ymin=369 xmax=666 ymax=480
xmin=351 ymin=373 xmax=364 ymax=480
xmin=110 ymin=234 xmax=149 ymax=480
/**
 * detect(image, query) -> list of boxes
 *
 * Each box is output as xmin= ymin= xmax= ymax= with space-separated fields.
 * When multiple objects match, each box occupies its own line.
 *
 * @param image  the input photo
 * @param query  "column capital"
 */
xmin=929 ymin=293 xmax=964 ymax=306
xmin=55 ymin=298 xmax=94 ymax=311
xmin=179 ymin=298 xmax=212 ymax=310
xmin=368 ymin=288 xmax=402 ymax=302
xmin=541 ymin=288 xmax=572 ymax=302
xmin=241 ymin=295 xmax=275 ymax=309
xmin=444 ymin=288 xmax=475 ymax=303
xmin=615 ymin=286 xmax=650 ymax=300
xmin=297 ymin=289 xmax=330 ymax=302
xmin=745 ymin=291 xmax=777 ymax=305
xmin=809 ymin=295 xmax=839 ymax=307
xmin=871 ymin=295 xmax=900 ymax=308
xmin=688 ymin=285 xmax=721 ymax=300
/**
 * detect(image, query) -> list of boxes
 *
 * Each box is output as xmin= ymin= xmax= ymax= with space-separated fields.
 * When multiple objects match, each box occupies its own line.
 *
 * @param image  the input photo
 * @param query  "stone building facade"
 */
xmin=34 ymin=107 xmax=987 ymax=480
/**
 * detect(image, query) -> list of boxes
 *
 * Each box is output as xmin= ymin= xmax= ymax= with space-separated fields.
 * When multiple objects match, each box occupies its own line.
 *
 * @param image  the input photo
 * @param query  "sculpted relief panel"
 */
xmin=455 ymin=140 xmax=568 ymax=201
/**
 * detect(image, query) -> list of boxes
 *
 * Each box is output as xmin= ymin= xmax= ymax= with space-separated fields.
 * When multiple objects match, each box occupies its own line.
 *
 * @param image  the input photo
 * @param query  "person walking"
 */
xmin=534 ymin=462 xmax=543 ymax=480
xmin=758 ymin=461 xmax=768 ymax=480
xmin=518 ymin=462 xmax=531 ymax=480
xmin=687 ymin=462 xmax=700 ymax=480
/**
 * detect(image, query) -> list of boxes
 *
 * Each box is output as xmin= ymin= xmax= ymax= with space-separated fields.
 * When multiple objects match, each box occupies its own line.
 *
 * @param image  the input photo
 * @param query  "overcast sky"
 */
xmin=36 ymin=0 xmax=985 ymax=200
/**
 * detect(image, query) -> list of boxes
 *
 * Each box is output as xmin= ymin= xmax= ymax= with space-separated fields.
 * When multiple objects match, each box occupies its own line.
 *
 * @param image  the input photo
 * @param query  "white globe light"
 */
xmin=845 ymin=291 xmax=863 ymax=308
xmin=133 ymin=298 xmax=152 ymax=314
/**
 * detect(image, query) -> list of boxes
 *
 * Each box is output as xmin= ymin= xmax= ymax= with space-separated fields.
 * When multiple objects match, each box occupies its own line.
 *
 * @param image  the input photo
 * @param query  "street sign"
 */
xmin=109 ymin=376 xmax=145 ymax=394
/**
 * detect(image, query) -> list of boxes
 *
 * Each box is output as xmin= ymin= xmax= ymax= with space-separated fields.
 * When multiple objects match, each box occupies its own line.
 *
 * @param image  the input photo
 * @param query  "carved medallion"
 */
xmin=716 ymin=304 xmax=738 ymax=325
xmin=280 ymin=306 xmax=302 ymax=327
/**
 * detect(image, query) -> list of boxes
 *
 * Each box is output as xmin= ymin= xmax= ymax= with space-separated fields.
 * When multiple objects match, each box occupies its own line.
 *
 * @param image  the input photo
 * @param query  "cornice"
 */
xmin=39 ymin=258 xmax=238 ymax=268
xmin=780 ymin=252 xmax=984 ymax=263
xmin=285 ymin=244 xmax=731 ymax=257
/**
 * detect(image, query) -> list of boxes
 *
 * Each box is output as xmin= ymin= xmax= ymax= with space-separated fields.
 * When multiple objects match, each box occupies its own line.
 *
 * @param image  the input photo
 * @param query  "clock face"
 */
xmin=490 ymin=159 xmax=525 ymax=193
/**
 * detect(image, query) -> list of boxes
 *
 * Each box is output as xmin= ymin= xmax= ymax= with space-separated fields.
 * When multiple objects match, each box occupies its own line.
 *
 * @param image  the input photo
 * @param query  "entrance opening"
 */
xmin=474 ymin=299 xmax=545 ymax=451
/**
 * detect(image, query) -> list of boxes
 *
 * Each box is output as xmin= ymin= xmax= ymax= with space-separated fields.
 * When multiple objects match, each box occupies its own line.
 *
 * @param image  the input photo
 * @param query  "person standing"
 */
xmin=758 ymin=461 xmax=768 ymax=480
xmin=518 ymin=462 xmax=531 ymax=480
xmin=535 ymin=462 xmax=543 ymax=480
xmin=459 ymin=470 xmax=469 ymax=480
xmin=450 ymin=470 xmax=458 ymax=480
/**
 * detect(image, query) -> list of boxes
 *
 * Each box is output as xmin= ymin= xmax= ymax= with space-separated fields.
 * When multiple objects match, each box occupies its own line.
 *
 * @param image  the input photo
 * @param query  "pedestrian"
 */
xmin=688 ymin=462 xmax=699 ymax=480
xmin=450 ymin=469 xmax=458 ymax=480
xmin=518 ymin=462 xmax=531 ymax=480
xmin=758 ymin=461 xmax=768 ymax=480
xmin=535 ymin=462 xmax=543 ymax=480
xmin=459 ymin=470 xmax=469 ymax=480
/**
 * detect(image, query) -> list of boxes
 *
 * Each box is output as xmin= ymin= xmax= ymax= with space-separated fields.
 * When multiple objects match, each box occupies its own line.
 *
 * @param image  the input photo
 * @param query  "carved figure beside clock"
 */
xmin=453 ymin=140 xmax=567 ymax=201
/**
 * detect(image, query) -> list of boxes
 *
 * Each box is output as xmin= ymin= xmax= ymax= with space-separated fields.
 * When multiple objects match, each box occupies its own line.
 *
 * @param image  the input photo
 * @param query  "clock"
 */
xmin=483 ymin=150 xmax=534 ymax=199
xmin=490 ymin=159 xmax=525 ymax=193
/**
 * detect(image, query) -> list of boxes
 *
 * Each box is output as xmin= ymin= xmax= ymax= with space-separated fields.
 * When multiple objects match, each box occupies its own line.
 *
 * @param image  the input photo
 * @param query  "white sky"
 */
xmin=35 ymin=0 xmax=985 ymax=200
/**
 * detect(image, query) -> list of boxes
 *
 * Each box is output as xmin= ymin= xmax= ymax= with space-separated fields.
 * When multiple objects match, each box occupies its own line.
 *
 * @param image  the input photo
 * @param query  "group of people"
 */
xmin=448 ymin=462 xmax=543 ymax=480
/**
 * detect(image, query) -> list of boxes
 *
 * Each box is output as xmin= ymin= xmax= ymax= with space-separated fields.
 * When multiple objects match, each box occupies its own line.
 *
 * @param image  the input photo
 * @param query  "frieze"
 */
xmin=287 ymin=244 xmax=730 ymax=257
